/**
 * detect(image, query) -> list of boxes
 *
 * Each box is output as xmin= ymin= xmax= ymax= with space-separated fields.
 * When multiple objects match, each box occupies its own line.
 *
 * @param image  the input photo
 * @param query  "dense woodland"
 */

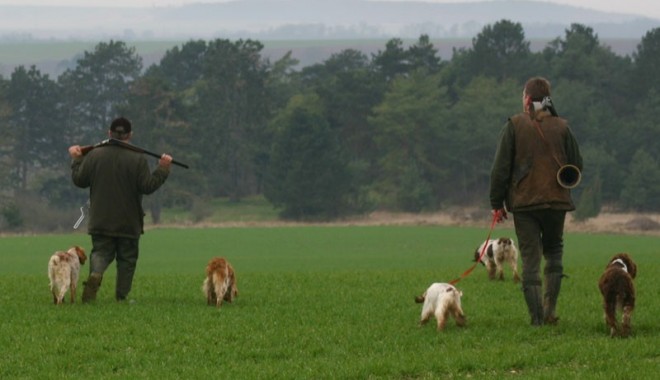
xmin=1 ymin=20 xmax=660 ymax=231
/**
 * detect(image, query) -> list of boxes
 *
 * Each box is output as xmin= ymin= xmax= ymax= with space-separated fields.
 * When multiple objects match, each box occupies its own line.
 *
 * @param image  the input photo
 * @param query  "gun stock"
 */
xmin=80 ymin=139 xmax=111 ymax=155
xmin=80 ymin=145 xmax=94 ymax=155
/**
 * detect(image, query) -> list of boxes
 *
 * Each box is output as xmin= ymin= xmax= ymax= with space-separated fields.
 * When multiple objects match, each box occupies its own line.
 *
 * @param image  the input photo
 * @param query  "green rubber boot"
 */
xmin=82 ymin=273 xmax=103 ymax=303
xmin=544 ymin=273 xmax=563 ymax=325
xmin=523 ymin=285 xmax=544 ymax=326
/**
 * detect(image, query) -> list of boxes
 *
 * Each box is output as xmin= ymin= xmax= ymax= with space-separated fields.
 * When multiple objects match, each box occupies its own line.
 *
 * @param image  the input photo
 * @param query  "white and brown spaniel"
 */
xmin=473 ymin=237 xmax=520 ymax=283
xmin=48 ymin=246 xmax=87 ymax=305
xmin=415 ymin=282 xmax=466 ymax=331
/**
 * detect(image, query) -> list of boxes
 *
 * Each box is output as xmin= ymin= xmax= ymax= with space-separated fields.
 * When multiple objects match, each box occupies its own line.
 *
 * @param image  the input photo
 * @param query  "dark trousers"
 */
xmin=90 ymin=234 xmax=140 ymax=300
xmin=512 ymin=209 xmax=566 ymax=287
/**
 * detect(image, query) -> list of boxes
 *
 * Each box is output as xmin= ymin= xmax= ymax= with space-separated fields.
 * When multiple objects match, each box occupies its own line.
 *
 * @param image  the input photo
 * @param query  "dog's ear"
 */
xmin=448 ymin=286 xmax=463 ymax=297
xmin=623 ymin=254 xmax=637 ymax=279
xmin=75 ymin=246 xmax=87 ymax=265
xmin=628 ymin=260 xmax=637 ymax=279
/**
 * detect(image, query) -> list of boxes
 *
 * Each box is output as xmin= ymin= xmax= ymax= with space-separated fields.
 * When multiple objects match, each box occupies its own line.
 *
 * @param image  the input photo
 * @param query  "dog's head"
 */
xmin=495 ymin=237 xmax=513 ymax=250
xmin=473 ymin=247 xmax=484 ymax=264
xmin=450 ymin=286 xmax=463 ymax=299
xmin=473 ymin=239 xmax=496 ymax=264
xmin=607 ymin=253 xmax=637 ymax=279
xmin=70 ymin=246 xmax=87 ymax=265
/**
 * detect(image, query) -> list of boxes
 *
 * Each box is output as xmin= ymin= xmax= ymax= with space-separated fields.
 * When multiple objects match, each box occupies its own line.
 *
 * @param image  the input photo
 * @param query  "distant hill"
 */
xmin=0 ymin=0 xmax=657 ymax=41
xmin=0 ymin=37 xmax=642 ymax=80
xmin=0 ymin=0 xmax=654 ymax=78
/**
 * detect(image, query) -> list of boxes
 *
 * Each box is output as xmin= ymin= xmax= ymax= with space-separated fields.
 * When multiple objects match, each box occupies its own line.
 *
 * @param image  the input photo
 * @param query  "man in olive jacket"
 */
xmin=69 ymin=117 xmax=173 ymax=302
xmin=490 ymin=77 xmax=583 ymax=326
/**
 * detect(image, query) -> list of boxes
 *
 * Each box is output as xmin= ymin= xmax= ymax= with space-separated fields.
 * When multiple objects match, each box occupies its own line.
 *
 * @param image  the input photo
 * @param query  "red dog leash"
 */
xmin=449 ymin=210 xmax=501 ymax=285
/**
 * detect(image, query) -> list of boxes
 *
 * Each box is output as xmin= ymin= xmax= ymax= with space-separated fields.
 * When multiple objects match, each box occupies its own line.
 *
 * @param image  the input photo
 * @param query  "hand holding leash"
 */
xmin=493 ymin=208 xmax=507 ymax=223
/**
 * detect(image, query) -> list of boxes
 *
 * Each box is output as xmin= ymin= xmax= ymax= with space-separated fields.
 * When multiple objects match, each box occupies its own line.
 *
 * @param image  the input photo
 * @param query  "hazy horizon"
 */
xmin=0 ymin=0 xmax=658 ymax=20
xmin=0 ymin=0 xmax=657 ymax=43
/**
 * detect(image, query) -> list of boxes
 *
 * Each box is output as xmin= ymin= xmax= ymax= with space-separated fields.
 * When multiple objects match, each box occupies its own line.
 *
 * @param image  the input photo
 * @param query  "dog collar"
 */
xmin=611 ymin=258 xmax=628 ymax=273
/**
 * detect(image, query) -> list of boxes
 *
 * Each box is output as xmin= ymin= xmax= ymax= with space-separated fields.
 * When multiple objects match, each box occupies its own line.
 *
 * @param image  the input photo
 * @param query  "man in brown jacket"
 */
xmin=490 ymin=77 xmax=583 ymax=326
xmin=69 ymin=117 xmax=173 ymax=302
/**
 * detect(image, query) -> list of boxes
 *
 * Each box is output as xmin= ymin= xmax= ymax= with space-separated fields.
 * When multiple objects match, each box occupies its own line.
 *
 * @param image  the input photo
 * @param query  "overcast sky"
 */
xmin=0 ymin=0 xmax=658 ymax=19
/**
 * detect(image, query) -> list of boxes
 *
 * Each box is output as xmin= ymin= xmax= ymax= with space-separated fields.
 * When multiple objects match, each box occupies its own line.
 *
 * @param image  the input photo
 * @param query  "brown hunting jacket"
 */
xmin=490 ymin=110 xmax=583 ymax=212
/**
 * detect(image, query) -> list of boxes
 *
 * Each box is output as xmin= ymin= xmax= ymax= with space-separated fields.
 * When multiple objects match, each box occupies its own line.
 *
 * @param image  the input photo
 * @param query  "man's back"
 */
xmin=71 ymin=144 xmax=169 ymax=238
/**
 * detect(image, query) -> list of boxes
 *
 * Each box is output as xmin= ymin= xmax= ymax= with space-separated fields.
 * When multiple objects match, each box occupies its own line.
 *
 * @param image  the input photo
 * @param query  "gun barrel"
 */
xmin=108 ymin=139 xmax=189 ymax=169
xmin=77 ymin=139 xmax=188 ymax=169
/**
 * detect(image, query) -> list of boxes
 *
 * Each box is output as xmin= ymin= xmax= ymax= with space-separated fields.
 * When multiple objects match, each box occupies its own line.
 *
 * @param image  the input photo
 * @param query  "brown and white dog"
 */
xmin=598 ymin=253 xmax=637 ymax=337
xmin=414 ymin=283 xmax=466 ymax=331
xmin=473 ymin=237 xmax=520 ymax=283
xmin=202 ymin=257 xmax=238 ymax=308
xmin=48 ymin=246 xmax=87 ymax=305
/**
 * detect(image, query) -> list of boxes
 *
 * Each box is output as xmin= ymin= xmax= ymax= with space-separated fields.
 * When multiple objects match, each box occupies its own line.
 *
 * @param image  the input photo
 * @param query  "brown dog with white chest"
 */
xmin=48 ymin=246 xmax=87 ymax=305
xmin=202 ymin=257 xmax=238 ymax=308
xmin=598 ymin=253 xmax=637 ymax=337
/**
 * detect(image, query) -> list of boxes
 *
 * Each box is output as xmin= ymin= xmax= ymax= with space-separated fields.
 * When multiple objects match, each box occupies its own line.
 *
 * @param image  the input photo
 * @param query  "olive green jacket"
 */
xmin=490 ymin=110 xmax=583 ymax=212
xmin=71 ymin=144 xmax=170 ymax=239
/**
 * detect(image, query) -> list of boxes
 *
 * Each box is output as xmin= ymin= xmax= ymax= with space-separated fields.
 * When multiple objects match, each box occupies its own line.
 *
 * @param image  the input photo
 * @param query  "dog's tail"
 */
xmin=414 ymin=292 xmax=426 ymax=303
xmin=48 ymin=255 xmax=60 ymax=287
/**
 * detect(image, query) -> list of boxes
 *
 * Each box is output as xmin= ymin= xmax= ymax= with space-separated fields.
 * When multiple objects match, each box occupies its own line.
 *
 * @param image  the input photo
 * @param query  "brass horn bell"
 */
xmin=557 ymin=164 xmax=581 ymax=189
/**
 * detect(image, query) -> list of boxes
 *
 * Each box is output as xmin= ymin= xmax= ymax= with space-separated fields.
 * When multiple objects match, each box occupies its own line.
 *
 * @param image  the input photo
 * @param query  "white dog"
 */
xmin=474 ymin=237 xmax=520 ymax=283
xmin=48 ymin=246 xmax=87 ymax=304
xmin=415 ymin=283 xmax=466 ymax=331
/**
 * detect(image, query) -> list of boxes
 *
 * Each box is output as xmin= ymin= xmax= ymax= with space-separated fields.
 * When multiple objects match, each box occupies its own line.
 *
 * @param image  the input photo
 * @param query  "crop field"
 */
xmin=0 ymin=226 xmax=658 ymax=379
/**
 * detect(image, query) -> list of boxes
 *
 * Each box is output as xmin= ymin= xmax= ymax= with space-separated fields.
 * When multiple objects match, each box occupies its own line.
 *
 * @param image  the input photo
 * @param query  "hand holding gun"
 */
xmin=69 ymin=139 xmax=188 ymax=169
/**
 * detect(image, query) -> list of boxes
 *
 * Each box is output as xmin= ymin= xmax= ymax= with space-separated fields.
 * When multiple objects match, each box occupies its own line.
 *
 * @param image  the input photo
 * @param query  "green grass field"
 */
xmin=0 ymin=226 xmax=658 ymax=379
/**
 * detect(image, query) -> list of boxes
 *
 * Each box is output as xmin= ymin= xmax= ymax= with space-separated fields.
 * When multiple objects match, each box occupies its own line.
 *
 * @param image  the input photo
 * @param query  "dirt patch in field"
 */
xmin=565 ymin=213 xmax=660 ymax=235
xmin=338 ymin=210 xmax=660 ymax=236
xmin=162 ymin=208 xmax=660 ymax=236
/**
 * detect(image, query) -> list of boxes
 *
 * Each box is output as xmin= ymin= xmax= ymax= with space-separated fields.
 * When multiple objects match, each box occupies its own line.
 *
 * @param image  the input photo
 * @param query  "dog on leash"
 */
xmin=598 ymin=253 xmax=637 ymax=337
xmin=202 ymin=257 xmax=238 ymax=308
xmin=48 ymin=246 xmax=87 ymax=305
xmin=414 ymin=283 xmax=466 ymax=331
xmin=473 ymin=237 xmax=520 ymax=283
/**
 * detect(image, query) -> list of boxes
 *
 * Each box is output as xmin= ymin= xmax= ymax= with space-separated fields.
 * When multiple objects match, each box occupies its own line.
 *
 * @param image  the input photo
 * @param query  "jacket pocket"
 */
xmin=513 ymin=160 xmax=531 ymax=187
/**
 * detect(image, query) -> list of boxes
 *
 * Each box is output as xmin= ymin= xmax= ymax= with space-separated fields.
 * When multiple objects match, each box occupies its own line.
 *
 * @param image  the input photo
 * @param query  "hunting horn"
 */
xmin=556 ymin=164 xmax=582 ymax=189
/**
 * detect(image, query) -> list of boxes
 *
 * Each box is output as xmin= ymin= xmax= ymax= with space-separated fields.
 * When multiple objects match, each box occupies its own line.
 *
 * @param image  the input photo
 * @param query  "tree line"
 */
xmin=1 ymin=20 xmax=660 ymax=231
